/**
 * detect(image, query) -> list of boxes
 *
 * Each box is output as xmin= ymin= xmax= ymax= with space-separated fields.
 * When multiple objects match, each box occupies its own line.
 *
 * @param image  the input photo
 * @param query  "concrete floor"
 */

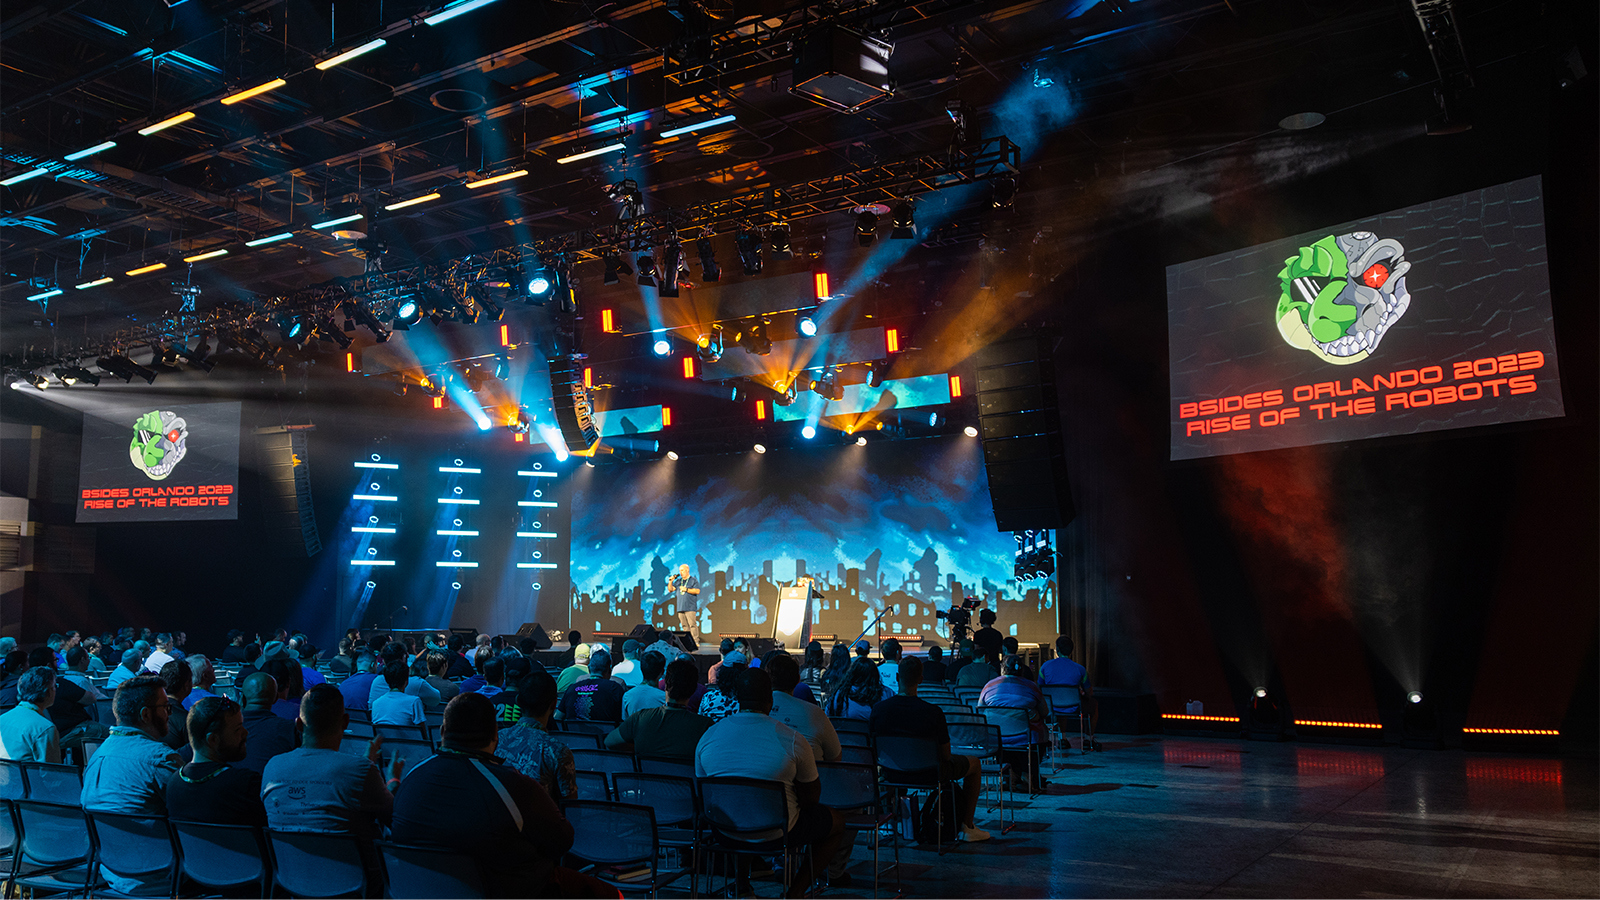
xmin=823 ymin=736 xmax=1599 ymax=898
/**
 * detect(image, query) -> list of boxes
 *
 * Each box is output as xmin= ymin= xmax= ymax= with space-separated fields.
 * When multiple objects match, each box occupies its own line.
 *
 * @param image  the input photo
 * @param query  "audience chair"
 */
xmin=838 ymin=744 xmax=876 ymax=767
xmin=0 ymin=759 xmax=24 ymax=801
xmin=339 ymin=734 xmax=374 ymax=757
xmin=170 ymin=820 xmax=271 ymax=899
xmin=571 ymin=748 xmax=639 ymax=795
xmin=93 ymin=697 xmax=114 ymax=726
xmin=816 ymin=761 xmax=891 ymax=896
xmin=947 ymin=722 xmax=1012 ymax=834
xmin=980 ymin=708 xmax=1043 ymax=799
xmin=954 ymin=686 xmax=981 ymax=705
xmin=573 ymin=770 xmax=610 ymax=801
xmin=0 ymin=799 xmax=18 ymax=881
xmin=874 ymin=735 xmax=961 ymax=863
xmin=376 ymin=841 xmax=485 ymax=899
xmin=547 ymin=731 xmax=603 ymax=752
xmin=612 ymin=773 xmax=701 ymax=893
xmin=374 ymin=723 xmax=430 ymax=744
xmin=345 ymin=720 xmax=376 ymax=739
xmin=84 ymin=810 xmax=178 ymax=897
xmin=347 ymin=709 xmax=372 ymax=725
xmin=20 ymin=761 xmax=83 ymax=805
xmin=564 ymin=800 xmax=693 ymax=898
xmin=267 ymin=829 xmax=368 ymax=899
xmin=636 ymin=758 xmax=695 ymax=779
xmin=698 ymin=777 xmax=811 ymax=898
xmin=837 ymin=730 xmax=872 ymax=749
xmin=829 ymin=717 xmax=870 ymax=734
xmin=423 ymin=709 xmax=445 ymax=731
xmin=1041 ymin=684 xmax=1088 ymax=763
xmin=9 ymin=799 xmax=103 ymax=896
xmin=74 ymin=739 xmax=103 ymax=767
xmin=560 ymin=719 xmax=616 ymax=736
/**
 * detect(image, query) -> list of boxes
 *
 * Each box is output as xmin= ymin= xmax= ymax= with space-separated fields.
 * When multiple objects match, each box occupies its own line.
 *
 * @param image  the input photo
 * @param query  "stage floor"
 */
xmin=829 ymin=736 xmax=1596 ymax=898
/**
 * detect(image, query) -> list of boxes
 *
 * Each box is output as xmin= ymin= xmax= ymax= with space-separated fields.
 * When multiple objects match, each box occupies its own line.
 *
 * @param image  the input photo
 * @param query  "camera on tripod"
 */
xmin=936 ymin=597 xmax=982 ymax=640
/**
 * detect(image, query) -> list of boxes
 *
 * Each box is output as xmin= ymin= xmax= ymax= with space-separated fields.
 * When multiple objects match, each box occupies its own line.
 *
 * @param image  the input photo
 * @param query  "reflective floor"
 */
xmin=830 ymin=736 xmax=1599 ymax=898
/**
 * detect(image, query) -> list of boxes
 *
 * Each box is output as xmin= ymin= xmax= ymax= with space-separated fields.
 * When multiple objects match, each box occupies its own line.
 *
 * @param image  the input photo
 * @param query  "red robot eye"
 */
xmin=1361 ymin=263 xmax=1390 ymax=288
xmin=166 ymin=430 xmax=180 ymax=442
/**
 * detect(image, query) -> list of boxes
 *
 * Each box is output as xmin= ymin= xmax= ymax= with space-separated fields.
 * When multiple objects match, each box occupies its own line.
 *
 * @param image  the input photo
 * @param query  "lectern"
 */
xmin=772 ymin=583 xmax=821 ymax=648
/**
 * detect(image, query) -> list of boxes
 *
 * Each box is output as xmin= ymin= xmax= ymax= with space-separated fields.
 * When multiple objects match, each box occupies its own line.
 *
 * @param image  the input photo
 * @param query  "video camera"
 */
xmin=936 ymin=597 xmax=983 ymax=640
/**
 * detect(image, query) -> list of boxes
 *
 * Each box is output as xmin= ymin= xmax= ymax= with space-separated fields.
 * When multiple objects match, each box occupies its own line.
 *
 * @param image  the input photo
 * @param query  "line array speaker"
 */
xmin=257 ymin=426 xmax=321 ymax=557
xmin=548 ymin=355 xmax=599 ymax=452
xmin=974 ymin=334 xmax=1075 ymax=532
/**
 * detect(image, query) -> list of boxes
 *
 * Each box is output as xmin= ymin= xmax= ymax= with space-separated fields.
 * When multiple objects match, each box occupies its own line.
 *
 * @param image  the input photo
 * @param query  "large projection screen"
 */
xmin=77 ymin=401 xmax=242 ymax=522
xmin=1167 ymin=176 xmax=1564 ymax=460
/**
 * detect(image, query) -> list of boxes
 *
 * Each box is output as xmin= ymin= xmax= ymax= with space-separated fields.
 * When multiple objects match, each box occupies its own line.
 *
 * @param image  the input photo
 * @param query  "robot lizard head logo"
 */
xmin=129 ymin=410 xmax=188 ymax=481
xmin=1276 ymin=231 xmax=1412 ymax=365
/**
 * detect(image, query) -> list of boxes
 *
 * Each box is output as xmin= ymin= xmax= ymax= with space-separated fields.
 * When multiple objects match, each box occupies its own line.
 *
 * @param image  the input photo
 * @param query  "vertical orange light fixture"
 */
xmin=813 ymin=272 xmax=830 ymax=300
xmin=755 ymin=400 xmax=767 ymax=420
xmin=432 ymin=396 xmax=444 ymax=409
xmin=949 ymin=375 xmax=962 ymax=398
xmin=885 ymin=328 xmax=900 ymax=353
xmin=682 ymin=356 xmax=696 ymax=379
xmin=601 ymin=309 xmax=616 ymax=333
xmin=499 ymin=324 xmax=510 ymax=347
xmin=661 ymin=407 xmax=673 ymax=427
xmin=345 ymin=352 xmax=356 ymax=373
xmin=583 ymin=367 xmax=592 ymax=389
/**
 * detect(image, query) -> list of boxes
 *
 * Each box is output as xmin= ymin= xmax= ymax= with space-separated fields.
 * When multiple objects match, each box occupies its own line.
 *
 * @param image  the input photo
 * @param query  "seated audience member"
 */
xmin=262 ymin=684 xmax=401 ymax=844
xmin=474 ymin=657 xmax=508 ymax=700
xmin=220 ymin=630 xmax=250 ymax=664
xmin=234 ymin=643 xmax=262 ymax=683
xmin=82 ymin=675 xmax=185 ymax=894
xmin=956 ymin=648 xmax=1000 ymax=688
xmin=183 ymin=655 xmax=221 ymax=711
xmin=644 ymin=631 xmax=684 ymax=667
xmin=166 ymin=696 xmax=266 ymax=826
xmin=557 ymin=631 xmax=583 ymax=669
xmin=620 ymin=650 xmax=668 ymax=719
xmin=368 ymin=642 xmax=443 ymax=709
xmin=556 ymin=642 xmax=592 ymax=694
xmin=979 ymin=655 xmax=1052 ymax=790
xmin=81 ymin=637 xmax=109 ymax=674
xmin=390 ymin=694 xmax=615 ymax=899
xmin=1038 ymin=636 xmax=1099 ymax=749
xmin=923 ymin=645 xmax=948 ymax=683
xmin=825 ymin=657 xmax=891 ymax=720
xmin=943 ymin=641 xmax=972 ymax=684
xmin=329 ymin=638 xmax=357 ymax=675
xmin=1001 ymin=636 xmax=1020 ymax=659
xmin=798 ymin=641 xmax=827 ymax=686
xmin=290 ymin=636 xmax=324 ymax=688
xmin=0 ymin=667 xmax=61 ymax=762
xmin=765 ymin=654 xmax=841 ymax=762
xmin=158 ymin=660 xmax=194 ymax=751
xmin=423 ymin=651 xmax=461 ymax=703
xmin=107 ymin=648 xmax=144 ymax=688
xmin=51 ymin=649 xmax=110 ymax=758
xmin=706 ymin=638 xmax=737 ymax=685
xmin=765 ymin=649 xmax=817 ymax=704
xmin=338 ymin=652 xmax=380 ymax=711
xmin=877 ymin=639 xmax=903 ymax=692
xmin=557 ymin=648 xmax=625 ymax=722
xmin=732 ymin=637 xmax=762 ymax=669
xmin=696 ymin=669 xmax=847 ymax=898
xmin=444 ymin=634 xmax=475 ymax=679
xmin=496 ymin=669 xmax=577 ymax=801
xmin=371 ymin=661 xmax=426 ymax=727
xmin=697 ymin=652 xmax=748 ymax=723
xmin=264 ymin=657 xmax=305 ymax=720
xmin=611 ymin=640 xmax=645 ymax=687
xmin=238 ymin=672 xmax=299 ymax=775
xmin=870 ymin=656 xmax=989 ymax=842
xmin=459 ymin=648 xmax=492 ymax=695
xmin=852 ymin=639 xmax=872 ymax=659
xmin=471 ymin=633 xmax=494 ymax=665
xmin=605 ymin=657 xmax=711 ymax=763
xmin=142 ymin=632 xmax=178 ymax=673
xmin=819 ymin=643 xmax=852 ymax=698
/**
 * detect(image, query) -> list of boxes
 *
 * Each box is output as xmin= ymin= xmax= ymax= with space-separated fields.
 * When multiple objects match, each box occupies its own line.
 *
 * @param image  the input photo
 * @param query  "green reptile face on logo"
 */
xmin=1276 ymin=231 xmax=1412 ymax=365
xmin=129 ymin=410 xmax=188 ymax=481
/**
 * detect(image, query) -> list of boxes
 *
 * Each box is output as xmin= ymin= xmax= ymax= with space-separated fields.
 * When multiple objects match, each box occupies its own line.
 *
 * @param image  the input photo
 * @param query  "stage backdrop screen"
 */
xmin=570 ymin=437 xmax=1058 ymax=645
xmin=77 ymin=400 xmax=241 ymax=522
xmin=1166 ymin=176 xmax=1564 ymax=460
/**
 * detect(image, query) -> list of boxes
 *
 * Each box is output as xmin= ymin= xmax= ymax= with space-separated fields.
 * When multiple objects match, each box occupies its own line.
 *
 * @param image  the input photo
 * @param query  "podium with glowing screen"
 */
xmin=773 ymin=584 xmax=820 ymax=648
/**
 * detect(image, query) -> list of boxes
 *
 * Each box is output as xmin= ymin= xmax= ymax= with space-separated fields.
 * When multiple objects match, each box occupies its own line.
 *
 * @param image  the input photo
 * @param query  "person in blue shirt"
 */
xmin=670 ymin=563 xmax=701 ymax=634
xmin=1038 ymin=636 xmax=1099 ymax=750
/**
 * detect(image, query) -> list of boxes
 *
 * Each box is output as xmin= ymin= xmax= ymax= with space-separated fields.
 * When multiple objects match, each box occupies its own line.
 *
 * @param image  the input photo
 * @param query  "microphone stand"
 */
xmin=851 ymin=604 xmax=894 ymax=653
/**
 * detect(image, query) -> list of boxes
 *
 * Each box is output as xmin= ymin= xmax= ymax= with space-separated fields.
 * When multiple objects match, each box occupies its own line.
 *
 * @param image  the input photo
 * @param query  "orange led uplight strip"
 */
xmin=1161 ymin=714 xmax=1239 ymax=723
xmin=1463 ymin=728 xmax=1560 ymax=736
xmin=1295 ymin=720 xmax=1383 ymax=729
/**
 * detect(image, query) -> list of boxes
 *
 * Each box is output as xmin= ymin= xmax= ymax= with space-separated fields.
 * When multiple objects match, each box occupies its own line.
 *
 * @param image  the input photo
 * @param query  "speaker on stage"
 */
xmin=974 ymin=334 xmax=1075 ymax=531
xmin=668 ymin=631 xmax=698 ymax=653
xmin=515 ymin=623 xmax=553 ymax=650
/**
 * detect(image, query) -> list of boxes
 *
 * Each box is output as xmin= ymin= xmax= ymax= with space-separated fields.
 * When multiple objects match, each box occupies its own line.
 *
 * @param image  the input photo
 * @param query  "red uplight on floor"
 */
xmin=682 ymin=356 xmax=696 ymax=379
xmin=949 ymin=375 xmax=962 ymax=398
xmin=814 ymin=272 xmax=830 ymax=300
xmin=886 ymin=328 xmax=900 ymax=353
xmin=431 ymin=396 xmax=443 ymax=409
xmin=661 ymin=407 xmax=673 ymax=427
xmin=584 ymin=367 xmax=592 ymax=389
xmin=601 ymin=309 xmax=616 ymax=333
xmin=499 ymin=324 xmax=510 ymax=347
xmin=756 ymin=400 xmax=767 ymax=420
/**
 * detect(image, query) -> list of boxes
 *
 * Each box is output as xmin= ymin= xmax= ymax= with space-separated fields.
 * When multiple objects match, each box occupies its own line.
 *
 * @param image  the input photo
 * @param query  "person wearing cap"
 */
xmin=555 ymin=643 xmax=592 ymax=695
xmin=610 ymin=639 xmax=645 ymax=687
xmin=706 ymin=638 xmax=738 ymax=685
xmin=106 ymin=648 xmax=144 ymax=689
xmin=556 ymin=649 xmax=624 ymax=723
xmin=851 ymin=638 xmax=873 ymax=659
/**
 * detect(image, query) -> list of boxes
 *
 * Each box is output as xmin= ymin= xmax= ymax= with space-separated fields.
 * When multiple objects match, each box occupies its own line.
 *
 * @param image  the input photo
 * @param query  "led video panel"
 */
xmin=77 ymin=400 xmax=241 ymax=522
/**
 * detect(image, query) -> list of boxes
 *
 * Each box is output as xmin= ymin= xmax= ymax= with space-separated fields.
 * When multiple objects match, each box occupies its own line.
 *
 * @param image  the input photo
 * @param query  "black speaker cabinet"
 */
xmin=791 ymin=25 xmax=894 ymax=114
xmin=974 ymin=334 xmax=1075 ymax=532
xmin=515 ymin=623 xmax=553 ymax=650
xmin=548 ymin=355 xmax=599 ymax=451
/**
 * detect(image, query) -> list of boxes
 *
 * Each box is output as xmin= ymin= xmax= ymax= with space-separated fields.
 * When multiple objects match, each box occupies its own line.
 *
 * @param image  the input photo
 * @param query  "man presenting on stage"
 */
xmin=670 ymin=563 xmax=702 ymax=634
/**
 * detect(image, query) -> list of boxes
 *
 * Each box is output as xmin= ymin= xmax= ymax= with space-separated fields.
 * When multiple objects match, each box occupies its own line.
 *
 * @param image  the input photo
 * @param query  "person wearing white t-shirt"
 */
xmin=695 ymin=668 xmax=845 ymax=897
xmin=370 ymin=662 xmax=425 ymax=727
xmin=610 ymin=640 xmax=645 ymax=687
xmin=141 ymin=633 xmax=177 ymax=674
xmin=620 ymin=650 xmax=668 ymax=720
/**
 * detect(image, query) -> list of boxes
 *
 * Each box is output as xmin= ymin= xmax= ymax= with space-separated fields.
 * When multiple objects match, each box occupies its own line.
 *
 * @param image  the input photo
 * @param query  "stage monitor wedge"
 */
xmin=974 ymin=334 xmax=1075 ymax=532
